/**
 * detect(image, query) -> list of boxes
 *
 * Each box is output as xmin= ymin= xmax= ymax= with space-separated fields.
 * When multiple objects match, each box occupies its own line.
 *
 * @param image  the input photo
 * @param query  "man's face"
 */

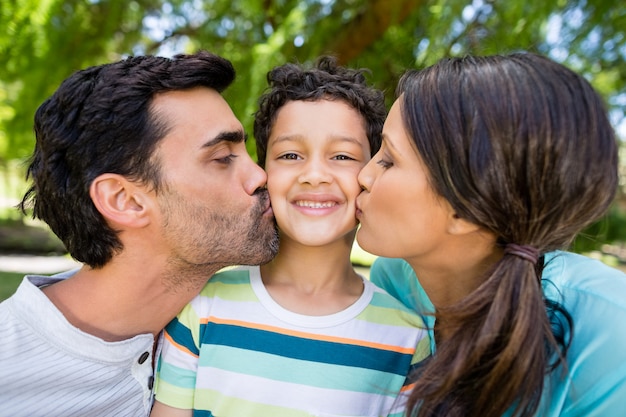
xmin=151 ymin=87 xmax=278 ymax=274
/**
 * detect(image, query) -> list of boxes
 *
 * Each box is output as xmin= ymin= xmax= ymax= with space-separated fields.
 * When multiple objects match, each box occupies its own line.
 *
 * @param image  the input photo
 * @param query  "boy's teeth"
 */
xmin=296 ymin=201 xmax=335 ymax=208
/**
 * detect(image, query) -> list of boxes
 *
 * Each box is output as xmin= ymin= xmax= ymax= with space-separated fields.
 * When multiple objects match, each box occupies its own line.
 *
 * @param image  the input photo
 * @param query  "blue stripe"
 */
xmin=193 ymin=410 xmax=214 ymax=417
xmin=404 ymin=355 xmax=431 ymax=387
xmin=165 ymin=317 xmax=199 ymax=356
xmin=199 ymin=322 xmax=413 ymax=375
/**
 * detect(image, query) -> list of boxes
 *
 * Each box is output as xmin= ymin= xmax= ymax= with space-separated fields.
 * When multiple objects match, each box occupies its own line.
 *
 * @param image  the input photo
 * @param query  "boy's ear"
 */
xmin=90 ymin=174 xmax=151 ymax=228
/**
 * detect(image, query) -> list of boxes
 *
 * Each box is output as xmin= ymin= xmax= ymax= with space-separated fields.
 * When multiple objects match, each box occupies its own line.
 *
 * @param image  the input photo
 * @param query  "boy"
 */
xmin=151 ymin=57 xmax=429 ymax=417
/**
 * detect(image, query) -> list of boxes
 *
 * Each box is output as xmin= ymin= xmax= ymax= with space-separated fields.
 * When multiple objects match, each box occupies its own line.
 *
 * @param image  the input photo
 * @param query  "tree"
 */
xmin=1 ymin=0 xmax=625 ymax=249
xmin=2 ymin=0 xmax=625 ymax=159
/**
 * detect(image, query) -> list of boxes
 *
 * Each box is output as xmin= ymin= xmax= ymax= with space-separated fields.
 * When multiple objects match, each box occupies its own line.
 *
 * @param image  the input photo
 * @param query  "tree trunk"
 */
xmin=327 ymin=0 xmax=425 ymax=65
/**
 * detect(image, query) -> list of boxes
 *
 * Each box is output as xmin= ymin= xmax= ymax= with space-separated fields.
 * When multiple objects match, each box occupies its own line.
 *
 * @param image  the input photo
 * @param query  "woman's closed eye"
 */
xmin=376 ymin=158 xmax=393 ymax=169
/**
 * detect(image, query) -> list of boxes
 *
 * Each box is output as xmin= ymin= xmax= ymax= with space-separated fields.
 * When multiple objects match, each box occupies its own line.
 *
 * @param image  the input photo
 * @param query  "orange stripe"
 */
xmin=401 ymin=382 xmax=416 ymax=392
xmin=199 ymin=316 xmax=415 ymax=354
xmin=164 ymin=330 xmax=199 ymax=358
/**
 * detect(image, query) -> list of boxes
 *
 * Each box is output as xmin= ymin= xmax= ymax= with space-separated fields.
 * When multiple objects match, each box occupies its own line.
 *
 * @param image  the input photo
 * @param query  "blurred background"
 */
xmin=1 ymin=0 xmax=625 ymax=298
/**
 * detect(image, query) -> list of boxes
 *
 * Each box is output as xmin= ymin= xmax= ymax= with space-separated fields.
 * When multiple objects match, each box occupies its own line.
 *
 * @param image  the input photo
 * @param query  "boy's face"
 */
xmin=264 ymin=99 xmax=370 ymax=247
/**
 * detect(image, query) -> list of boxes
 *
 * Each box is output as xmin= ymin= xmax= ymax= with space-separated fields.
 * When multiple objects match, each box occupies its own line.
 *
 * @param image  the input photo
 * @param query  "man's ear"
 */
xmin=90 ymin=174 xmax=151 ymax=228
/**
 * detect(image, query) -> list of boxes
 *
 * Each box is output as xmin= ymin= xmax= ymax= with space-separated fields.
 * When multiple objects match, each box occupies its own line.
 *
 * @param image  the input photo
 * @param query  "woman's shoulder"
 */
xmin=542 ymin=251 xmax=626 ymax=308
xmin=541 ymin=251 xmax=626 ymax=415
xmin=370 ymin=257 xmax=416 ymax=287
xmin=369 ymin=257 xmax=433 ymax=316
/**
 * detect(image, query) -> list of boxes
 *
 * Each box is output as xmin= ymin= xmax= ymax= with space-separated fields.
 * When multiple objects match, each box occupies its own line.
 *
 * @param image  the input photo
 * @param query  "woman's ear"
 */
xmin=447 ymin=212 xmax=481 ymax=236
xmin=90 ymin=173 xmax=151 ymax=228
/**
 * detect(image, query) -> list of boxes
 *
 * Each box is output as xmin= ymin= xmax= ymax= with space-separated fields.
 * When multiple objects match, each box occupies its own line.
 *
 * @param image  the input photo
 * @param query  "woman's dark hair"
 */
xmin=398 ymin=52 xmax=618 ymax=416
xmin=253 ymin=56 xmax=386 ymax=167
xmin=20 ymin=51 xmax=235 ymax=268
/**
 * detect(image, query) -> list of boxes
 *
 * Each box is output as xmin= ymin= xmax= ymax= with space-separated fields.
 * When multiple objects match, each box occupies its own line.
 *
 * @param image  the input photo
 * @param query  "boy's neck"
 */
xmin=259 ymin=240 xmax=364 ymax=315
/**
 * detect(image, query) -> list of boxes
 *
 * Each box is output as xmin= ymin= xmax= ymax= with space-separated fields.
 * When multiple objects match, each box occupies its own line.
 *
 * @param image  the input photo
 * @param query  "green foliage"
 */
xmin=1 ymin=0 xmax=162 ymax=160
xmin=573 ymin=205 xmax=626 ymax=251
xmin=3 ymin=0 xmax=623 ymax=160
xmin=1 ymin=0 xmax=625 ymax=252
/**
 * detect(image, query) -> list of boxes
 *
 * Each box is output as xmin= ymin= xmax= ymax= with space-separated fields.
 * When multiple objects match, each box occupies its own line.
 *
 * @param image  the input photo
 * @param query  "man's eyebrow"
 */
xmin=202 ymin=130 xmax=247 ymax=148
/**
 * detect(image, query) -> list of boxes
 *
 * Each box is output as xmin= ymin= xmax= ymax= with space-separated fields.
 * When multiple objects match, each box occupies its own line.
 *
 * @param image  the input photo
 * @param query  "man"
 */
xmin=0 ymin=51 xmax=279 ymax=417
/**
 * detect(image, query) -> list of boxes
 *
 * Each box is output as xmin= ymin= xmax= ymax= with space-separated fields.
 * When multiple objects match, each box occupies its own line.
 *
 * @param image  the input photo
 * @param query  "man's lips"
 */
xmin=257 ymin=190 xmax=273 ymax=216
xmin=263 ymin=199 xmax=273 ymax=216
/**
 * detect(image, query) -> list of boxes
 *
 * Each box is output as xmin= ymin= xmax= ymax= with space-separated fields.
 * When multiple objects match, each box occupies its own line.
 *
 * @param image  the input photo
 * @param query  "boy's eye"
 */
xmin=278 ymin=153 xmax=300 ymax=160
xmin=333 ymin=154 xmax=356 ymax=161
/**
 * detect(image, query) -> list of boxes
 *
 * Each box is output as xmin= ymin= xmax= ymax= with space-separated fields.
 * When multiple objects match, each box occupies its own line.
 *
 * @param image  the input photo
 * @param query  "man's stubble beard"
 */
xmin=157 ymin=191 xmax=279 ymax=293
xmin=243 ymin=212 xmax=279 ymax=265
xmin=240 ymin=188 xmax=279 ymax=265
xmin=159 ymin=188 xmax=278 ymax=267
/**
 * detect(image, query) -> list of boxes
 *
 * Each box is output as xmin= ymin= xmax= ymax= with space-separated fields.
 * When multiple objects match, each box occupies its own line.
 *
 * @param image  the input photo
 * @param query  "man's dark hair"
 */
xmin=253 ymin=56 xmax=386 ymax=167
xmin=20 ymin=51 xmax=235 ymax=268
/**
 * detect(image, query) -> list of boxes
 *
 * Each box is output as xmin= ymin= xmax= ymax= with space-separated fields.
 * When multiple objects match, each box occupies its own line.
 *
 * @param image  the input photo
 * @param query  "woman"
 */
xmin=356 ymin=52 xmax=626 ymax=417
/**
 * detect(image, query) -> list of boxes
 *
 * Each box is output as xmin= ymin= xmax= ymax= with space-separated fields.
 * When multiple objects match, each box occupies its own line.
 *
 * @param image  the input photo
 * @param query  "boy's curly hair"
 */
xmin=253 ymin=56 xmax=386 ymax=167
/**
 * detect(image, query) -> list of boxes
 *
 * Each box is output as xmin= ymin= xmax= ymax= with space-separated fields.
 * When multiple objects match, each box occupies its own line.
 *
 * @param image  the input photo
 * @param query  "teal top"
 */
xmin=370 ymin=251 xmax=626 ymax=417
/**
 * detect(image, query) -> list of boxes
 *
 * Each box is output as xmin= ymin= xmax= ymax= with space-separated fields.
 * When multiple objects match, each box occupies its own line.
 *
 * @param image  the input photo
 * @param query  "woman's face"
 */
xmin=356 ymin=98 xmax=455 ymax=260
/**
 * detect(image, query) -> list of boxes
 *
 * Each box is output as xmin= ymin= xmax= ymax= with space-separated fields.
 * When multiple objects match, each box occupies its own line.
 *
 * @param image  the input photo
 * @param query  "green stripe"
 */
xmin=193 ymin=388 xmax=340 ymax=417
xmin=198 ymin=344 xmax=405 ymax=393
xmin=198 ymin=270 xmax=257 ymax=302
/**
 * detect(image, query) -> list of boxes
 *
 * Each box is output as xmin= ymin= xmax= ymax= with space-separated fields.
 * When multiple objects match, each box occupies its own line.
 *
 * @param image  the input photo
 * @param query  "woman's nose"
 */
xmin=357 ymin=158 xmax=375 ymax=192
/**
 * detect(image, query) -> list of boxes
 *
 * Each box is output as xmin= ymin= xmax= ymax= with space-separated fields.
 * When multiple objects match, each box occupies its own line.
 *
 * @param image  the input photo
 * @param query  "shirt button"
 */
xmin=148 ymin=376 xmax=154 ymax=390
xmin=138 ymin=352 xmax=150 ymax=364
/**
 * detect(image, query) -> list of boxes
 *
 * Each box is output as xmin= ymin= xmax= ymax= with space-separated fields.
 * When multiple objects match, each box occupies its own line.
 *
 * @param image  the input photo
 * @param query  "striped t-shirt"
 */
xmin=154 ymin=266 xmax=430 ymax=417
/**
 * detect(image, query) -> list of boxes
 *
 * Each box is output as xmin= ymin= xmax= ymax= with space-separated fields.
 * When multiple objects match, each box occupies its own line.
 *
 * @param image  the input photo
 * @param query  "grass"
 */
xmin=0 ymin=270 xmax=25 ymax=301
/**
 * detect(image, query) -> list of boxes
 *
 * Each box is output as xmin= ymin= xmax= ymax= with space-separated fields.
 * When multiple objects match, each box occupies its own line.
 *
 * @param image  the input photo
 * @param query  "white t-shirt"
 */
xmin=0 ymin=273 xmax=156 ymax=417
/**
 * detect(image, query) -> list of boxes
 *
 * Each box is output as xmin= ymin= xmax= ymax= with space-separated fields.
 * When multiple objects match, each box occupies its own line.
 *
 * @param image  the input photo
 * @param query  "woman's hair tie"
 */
xmin=504 ymin=243 xmax=540 ymax=265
